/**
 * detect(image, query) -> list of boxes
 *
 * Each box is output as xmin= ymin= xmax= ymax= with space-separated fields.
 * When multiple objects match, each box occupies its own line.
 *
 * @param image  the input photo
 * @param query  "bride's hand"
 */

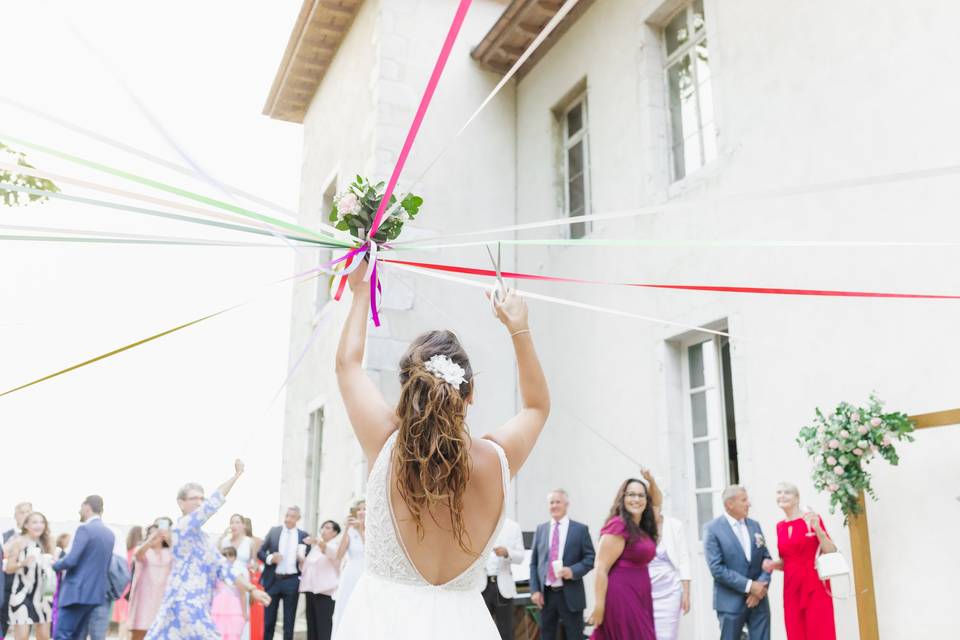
xmin=346 ymin=258 xmax=368 ymax=293
xmin=486 ymin=289 xmax=528 ymax=333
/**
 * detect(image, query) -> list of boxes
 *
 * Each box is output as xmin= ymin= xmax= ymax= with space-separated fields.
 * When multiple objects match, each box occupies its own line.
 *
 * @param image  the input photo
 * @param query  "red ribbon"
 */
xmin=383 ymin=258 xmax=960 ymax=301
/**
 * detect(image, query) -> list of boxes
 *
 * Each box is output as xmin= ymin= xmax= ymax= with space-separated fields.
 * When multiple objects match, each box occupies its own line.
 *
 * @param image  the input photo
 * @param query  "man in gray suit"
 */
xmin=529 ymin=489 xmax=595 ymax=640
xmin=703 ymin=485 xmax=772 ymax=640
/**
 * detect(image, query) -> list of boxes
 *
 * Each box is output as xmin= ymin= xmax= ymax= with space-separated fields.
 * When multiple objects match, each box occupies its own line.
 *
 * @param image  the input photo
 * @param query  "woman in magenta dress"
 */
xmin=587 ymin=478 xmax=657 ymax=640
xmin=763 ymin=482 xmax=837 ymax=640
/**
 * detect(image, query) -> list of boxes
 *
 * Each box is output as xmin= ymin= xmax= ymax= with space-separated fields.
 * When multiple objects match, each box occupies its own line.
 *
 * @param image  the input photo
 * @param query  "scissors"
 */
xmin=485 ymin=242 xmax=506 ymax=308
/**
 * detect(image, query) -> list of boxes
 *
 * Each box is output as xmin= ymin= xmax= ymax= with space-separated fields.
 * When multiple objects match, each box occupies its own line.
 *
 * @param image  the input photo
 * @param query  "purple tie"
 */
xmin=547 ymin=520 xmax=560 ymax=583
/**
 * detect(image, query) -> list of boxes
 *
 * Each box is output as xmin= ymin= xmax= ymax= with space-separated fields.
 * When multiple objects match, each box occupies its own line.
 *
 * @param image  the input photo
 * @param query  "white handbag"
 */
xmin=815 ymin=552 xmax=852 ymax=599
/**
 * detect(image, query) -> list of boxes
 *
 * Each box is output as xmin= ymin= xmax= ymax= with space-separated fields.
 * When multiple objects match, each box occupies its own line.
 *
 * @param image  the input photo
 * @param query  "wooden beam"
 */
xmin=314 ymin=23 xmax=347 ymax=37
xmin=848 ymin=492 xmax=880 ymax=640
xmin=515 ymin=22 xmax=544 ymax=37
xmin=316 ymin=1 xmax=354 ymax=19
xmin=910 ymin=408 xmax=960 ymax=429
xmin=536 ymin=0 xmax=564 ymax=11
xmin=498 ymin=44 xmax=527 ymax=57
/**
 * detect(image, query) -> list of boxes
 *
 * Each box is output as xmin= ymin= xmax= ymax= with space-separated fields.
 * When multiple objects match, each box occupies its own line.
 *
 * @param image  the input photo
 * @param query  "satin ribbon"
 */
xmin=0 ymin=96 xmax=299 ymax=219
xmin=331 ymin=0 xmax=472 ymax=326
xmin=0 ymin=306 xmax=239 ymax=398
xmin=0 ymin=133 xmax=351 ymax=246
xmin=389 ymin=162 xmax=960 ymax=246
xmin=389 ymin=262 xmax=730 ymax=337
xmin=384 ymin=258 xmax=960 ymax=301
xmin=0 ymin=162 xmax=327 ymax=245
xmin=389 ymin=237 xmax=960 ymax=250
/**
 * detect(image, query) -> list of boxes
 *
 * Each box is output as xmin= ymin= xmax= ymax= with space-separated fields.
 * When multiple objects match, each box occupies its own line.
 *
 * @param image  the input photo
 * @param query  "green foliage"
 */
xmin=796 ymin=394 xmax=915 ymax=523
xmin=0 ymin=143 xmax=60 ymax=207
xmin=328 ymin=175 xmax=422 ymax=244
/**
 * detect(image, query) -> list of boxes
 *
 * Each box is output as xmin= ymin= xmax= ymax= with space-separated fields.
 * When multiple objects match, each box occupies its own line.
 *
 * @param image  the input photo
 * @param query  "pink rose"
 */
xmin=857 ymin=425 xmax=869 ymax=434
xmin=851 ymin=412 xmax=860 ymax=422
xmin=828 ymin=483 xmax=840 ymax=492
xmin=828 ymin=439 xmax=840 ymax=449
xmin=870 ymin=417 xmax=882 ymax=427
xmin=833 ymin=465 xmax=845 ymax=475
xmin=853 ymin=448 xmax=864 ymax=456
xmin=826 ymin=456 xmax=837 ymax=466
xmin=839 ymin=430 xmax=850 ymax=439
xmin=882 ymin=435 xmax=892 ymax=446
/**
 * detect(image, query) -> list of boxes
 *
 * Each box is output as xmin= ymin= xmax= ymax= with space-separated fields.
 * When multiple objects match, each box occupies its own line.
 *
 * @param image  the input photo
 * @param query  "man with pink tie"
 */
xmin=529 ymin=489 xmax=595 ymax=640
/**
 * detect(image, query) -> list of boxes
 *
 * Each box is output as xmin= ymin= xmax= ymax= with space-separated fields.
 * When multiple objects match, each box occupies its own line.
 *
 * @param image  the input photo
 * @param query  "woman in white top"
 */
xmin=645 ymin=473 xmax=692 ymax=640
xmin=332 ymin=268 xmax=549 ymax=640
xmin=331 ymin=500 xmax=365 ymax=634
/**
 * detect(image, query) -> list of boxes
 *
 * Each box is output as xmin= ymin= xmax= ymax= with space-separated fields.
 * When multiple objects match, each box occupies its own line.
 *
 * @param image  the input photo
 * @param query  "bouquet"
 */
xmin=796 ymin=394 xmax=914 ymax=520
xmin=329 ymin=175 xmax=423 ymax=244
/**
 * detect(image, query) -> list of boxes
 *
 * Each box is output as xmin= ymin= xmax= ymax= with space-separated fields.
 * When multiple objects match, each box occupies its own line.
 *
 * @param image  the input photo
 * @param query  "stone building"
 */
xmin=266 ymin=1 xmax=960 ymax=637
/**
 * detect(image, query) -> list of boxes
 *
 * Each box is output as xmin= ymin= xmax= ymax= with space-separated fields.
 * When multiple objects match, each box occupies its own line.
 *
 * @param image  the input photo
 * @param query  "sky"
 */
xmin=0 ymin=0 xmax=309 ymax=537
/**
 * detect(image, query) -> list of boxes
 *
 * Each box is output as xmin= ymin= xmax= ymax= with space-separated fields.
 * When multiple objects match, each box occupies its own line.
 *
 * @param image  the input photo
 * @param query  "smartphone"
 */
xmin=157 ymin=519 xmax=172 ymax=531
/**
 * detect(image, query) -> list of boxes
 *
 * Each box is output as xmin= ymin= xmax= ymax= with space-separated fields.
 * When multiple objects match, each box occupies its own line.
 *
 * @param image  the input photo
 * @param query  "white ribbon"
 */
xmin=362 ymin=238 xmax=379 ymax=283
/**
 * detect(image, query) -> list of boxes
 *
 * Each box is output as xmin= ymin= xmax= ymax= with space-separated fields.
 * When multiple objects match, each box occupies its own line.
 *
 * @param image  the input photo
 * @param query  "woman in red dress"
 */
xmin=244 ymin=518 xmax=265 ymax=640
xmin=763 ymin=482 xmax=837 ymax=640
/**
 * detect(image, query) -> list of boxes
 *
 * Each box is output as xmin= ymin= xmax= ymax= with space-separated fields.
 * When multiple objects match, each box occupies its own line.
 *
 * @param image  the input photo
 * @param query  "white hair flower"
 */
xmin=423 ymin=354 xmax=466 ymax=387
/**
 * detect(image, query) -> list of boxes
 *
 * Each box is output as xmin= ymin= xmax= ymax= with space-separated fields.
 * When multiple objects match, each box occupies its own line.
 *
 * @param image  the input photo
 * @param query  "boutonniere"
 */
xmin=754 ymin=533 xmax=766 ymax=549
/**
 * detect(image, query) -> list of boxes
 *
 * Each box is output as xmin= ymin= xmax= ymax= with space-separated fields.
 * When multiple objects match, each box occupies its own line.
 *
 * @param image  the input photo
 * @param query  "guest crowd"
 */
xmin=2 ymin=462 xmax=837 ymax=640
xmin=0 ymin=461 xmax=364 ymax=640
xmin=518 ymin=474 xmax=838 ymax=640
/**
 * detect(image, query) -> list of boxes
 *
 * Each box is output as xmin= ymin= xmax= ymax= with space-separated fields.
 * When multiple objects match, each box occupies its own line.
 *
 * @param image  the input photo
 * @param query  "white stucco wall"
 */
xmin=511 ymin=0 xmax=960 ymax=638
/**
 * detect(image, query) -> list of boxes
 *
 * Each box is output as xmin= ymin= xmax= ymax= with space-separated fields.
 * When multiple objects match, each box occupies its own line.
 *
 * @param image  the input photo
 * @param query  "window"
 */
xmin=304 ymin=407 xmax=324 ymax=535
xmin=683 ymin=334 xmax=738 ymax=536
xmin=562 ymin=95 xmax=591 ymax=238
xmin=663 ymin=0 xmax=716 ymax=181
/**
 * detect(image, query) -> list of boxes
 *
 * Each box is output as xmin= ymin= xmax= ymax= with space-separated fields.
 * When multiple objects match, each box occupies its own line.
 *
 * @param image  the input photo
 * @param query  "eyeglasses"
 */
xmin=625 ymin=492 xmax=647 ymax=500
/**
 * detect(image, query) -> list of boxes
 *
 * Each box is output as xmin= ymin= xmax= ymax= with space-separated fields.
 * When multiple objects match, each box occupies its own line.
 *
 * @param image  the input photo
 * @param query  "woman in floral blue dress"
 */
xmin=146 ymin=460 xmax=270 ymax=640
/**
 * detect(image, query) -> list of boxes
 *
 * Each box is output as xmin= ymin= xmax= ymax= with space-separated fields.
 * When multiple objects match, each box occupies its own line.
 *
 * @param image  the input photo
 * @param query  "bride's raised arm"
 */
xmin=336 ymin=266 xmax=398 ymax=460
xmin=484 ymin=289 xmax=550 ymax=476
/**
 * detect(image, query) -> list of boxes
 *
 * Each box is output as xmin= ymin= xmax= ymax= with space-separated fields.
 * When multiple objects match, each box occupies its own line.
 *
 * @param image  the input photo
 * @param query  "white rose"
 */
xmin=337 ymin=192 xmax=360 ymax=217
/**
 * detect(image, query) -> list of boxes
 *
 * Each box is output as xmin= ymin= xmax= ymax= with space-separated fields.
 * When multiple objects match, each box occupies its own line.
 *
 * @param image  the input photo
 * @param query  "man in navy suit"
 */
xmin=703 ymin=485 xmax=772 ymax=640
xmin=53 ymin=495 xmax=116 ymax=640
xmin=529 ymin=489 xmax=595 ymax=640
xmin=257 ymin=506 xmax=309 ymax=640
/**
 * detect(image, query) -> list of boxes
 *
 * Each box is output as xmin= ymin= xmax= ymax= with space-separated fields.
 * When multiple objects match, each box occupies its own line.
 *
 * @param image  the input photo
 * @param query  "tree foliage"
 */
xmin=0 ymin=143 xmax=60 ymax=207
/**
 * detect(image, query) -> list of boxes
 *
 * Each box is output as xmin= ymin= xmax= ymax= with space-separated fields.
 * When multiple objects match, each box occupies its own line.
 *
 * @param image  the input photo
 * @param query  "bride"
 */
xmin=333 ymin=267 xmax=549 ymax=638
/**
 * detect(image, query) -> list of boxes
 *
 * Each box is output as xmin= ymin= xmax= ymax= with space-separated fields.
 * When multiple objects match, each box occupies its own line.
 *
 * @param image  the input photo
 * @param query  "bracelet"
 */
xmin=510 ymin=329 xmax=530 ymax=338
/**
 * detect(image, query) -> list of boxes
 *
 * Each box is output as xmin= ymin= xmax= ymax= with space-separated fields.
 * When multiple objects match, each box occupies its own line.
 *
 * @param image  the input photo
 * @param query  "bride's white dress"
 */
xmin=334 ymin=431 xmax=510 ymax=639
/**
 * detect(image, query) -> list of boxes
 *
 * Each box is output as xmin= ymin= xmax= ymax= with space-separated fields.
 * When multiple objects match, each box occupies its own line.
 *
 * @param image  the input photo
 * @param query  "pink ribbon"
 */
xmin=335 ymin=0 xmax=473 ymax=325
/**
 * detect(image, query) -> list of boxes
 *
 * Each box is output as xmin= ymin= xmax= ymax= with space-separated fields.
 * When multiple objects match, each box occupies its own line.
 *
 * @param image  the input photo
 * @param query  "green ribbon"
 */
xmin=0 ymin=183 xmax=345 ymax=248
xmin=0 ymin=133 xmax=355 ymax=248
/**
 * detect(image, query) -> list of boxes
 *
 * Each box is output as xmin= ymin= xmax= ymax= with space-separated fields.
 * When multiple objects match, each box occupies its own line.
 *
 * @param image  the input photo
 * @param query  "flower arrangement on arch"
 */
xmin=329 ymin=175 xmax=423 ymax=244
xmin=796 ymin=394 xmax=915 ymax=521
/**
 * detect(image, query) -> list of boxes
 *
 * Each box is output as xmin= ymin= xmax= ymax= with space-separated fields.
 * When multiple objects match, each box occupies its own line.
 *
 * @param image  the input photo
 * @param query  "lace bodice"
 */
xmin=364 ymin=431 xmax=510 ymax=592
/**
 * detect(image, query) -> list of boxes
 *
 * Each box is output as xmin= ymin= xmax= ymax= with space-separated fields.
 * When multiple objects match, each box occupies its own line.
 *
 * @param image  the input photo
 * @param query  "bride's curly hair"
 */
xmin=393 ymin=330 xmax=475 ymax=553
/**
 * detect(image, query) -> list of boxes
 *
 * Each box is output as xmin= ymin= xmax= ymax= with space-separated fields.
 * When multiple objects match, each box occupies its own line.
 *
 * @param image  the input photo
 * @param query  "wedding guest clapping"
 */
xmin=129 ymin=521 xmax=173 ymax=640
xmin=762 ymin=482 xmax=837 ymax=640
